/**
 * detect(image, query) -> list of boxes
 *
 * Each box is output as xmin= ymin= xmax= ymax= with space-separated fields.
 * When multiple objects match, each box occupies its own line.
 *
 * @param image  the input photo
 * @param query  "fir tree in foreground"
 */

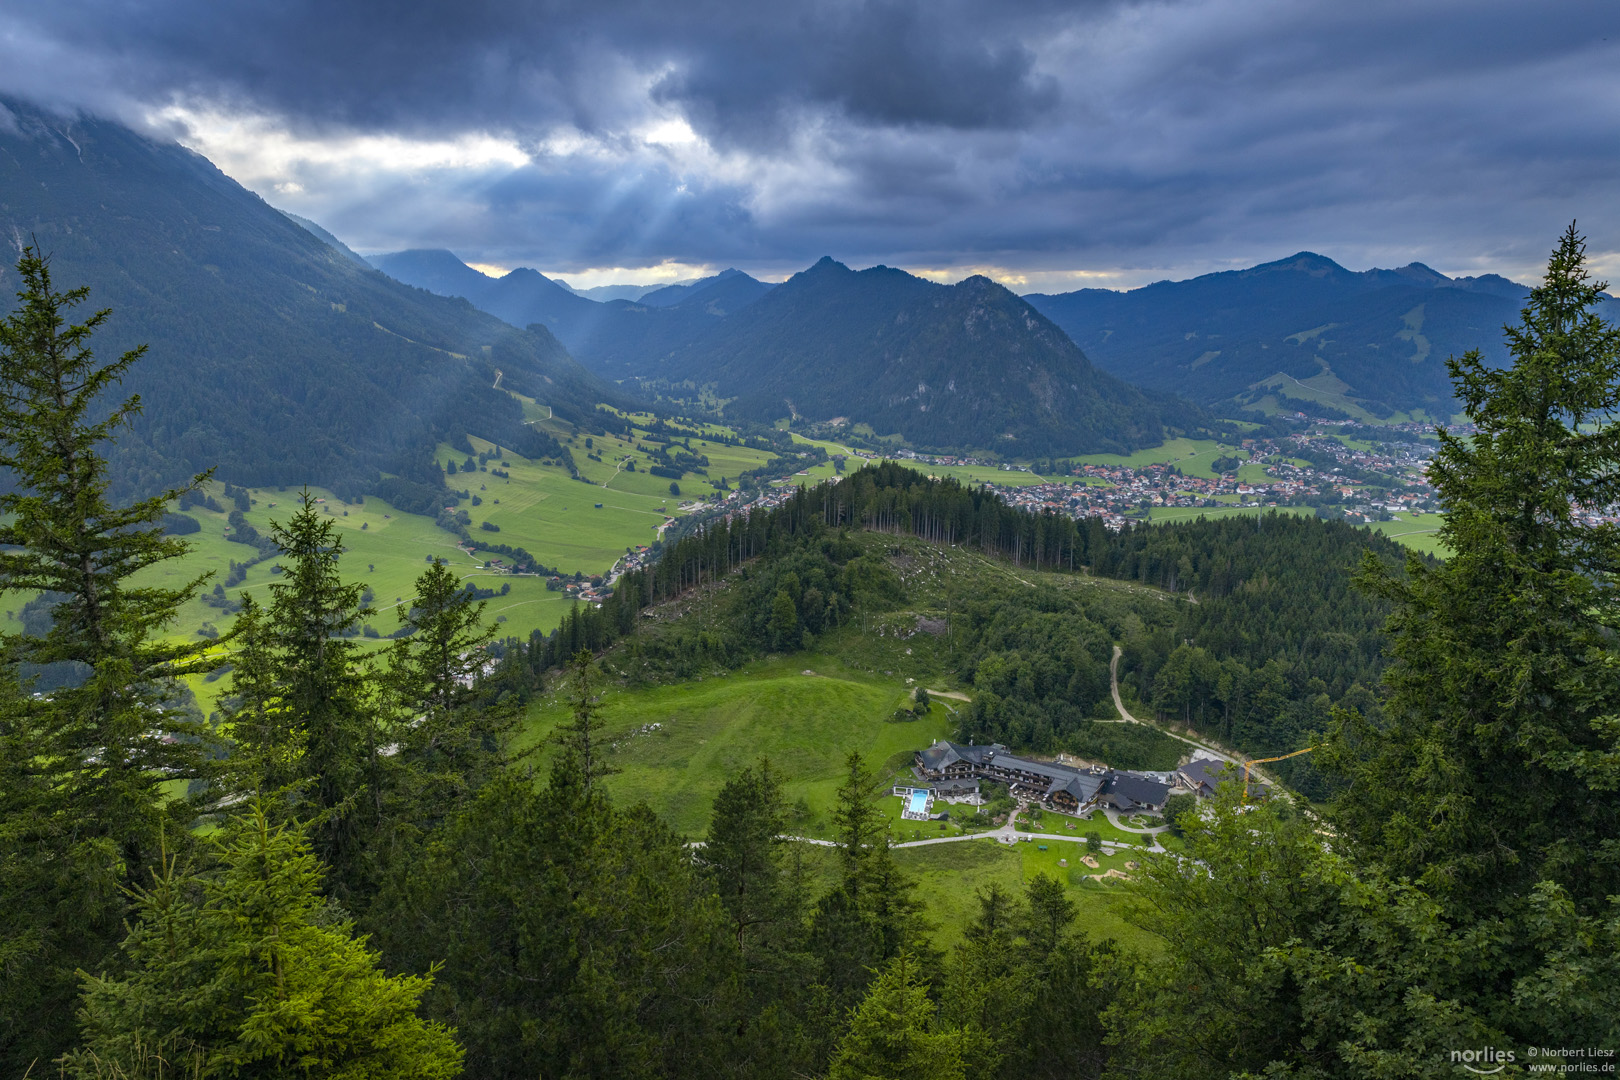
xmin=0 ymin=248 xmax=216 ymax=1073
xmin=63 ymin=803 xmax=462 ymax=1079
xmin=828 ymin=953 xmax=965 ymax=1080
xmin=1334 ymin=222 xmax=1620 ymax=918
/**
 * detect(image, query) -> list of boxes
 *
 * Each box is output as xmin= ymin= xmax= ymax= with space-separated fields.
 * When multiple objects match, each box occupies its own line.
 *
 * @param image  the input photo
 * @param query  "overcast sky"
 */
xmin=3 ymin=0 xmax=1617 ymax=290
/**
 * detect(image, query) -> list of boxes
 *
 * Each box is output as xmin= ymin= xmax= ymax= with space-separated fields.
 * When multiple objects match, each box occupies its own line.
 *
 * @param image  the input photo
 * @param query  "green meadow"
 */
xmin=131 ymin=405 xmax=851 ymax=661
xmin=516 ymin=654 xmax=952 ymax=836
xmin=1362 ymin=511 xmax=1449 ymax=556
xmin=894 ymin=840 xmax=1163 ymax=953
xmin=1069 ymin=437 xmax=1239 ymax=479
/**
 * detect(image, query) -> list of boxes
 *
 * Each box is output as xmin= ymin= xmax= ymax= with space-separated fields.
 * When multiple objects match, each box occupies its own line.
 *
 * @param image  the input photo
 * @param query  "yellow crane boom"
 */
xmin=1242 ymin=746 xmax=1315 ymax=800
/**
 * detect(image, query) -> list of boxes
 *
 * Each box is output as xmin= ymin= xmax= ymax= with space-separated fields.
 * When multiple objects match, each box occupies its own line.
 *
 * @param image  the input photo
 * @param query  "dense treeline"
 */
xmin=948 ymin=582 xmax=1188 ymax=770
xmin=1101 ymin=513 xmax=1410 ymax=794
xmin=517 ymin=522 xmax=905 ymax=679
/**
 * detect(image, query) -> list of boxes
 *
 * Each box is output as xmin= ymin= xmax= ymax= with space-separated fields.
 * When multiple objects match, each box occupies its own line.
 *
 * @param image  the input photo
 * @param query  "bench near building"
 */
xmin=914 ymin=740 xmax=1172 ymax=816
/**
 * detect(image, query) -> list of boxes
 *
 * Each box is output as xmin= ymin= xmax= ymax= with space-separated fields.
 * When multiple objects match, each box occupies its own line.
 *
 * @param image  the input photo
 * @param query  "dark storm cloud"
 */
xmin=1 ymin=0 xmax=1617 ymax=284
xmin=0 ymin=0 xmax=1072 ymax=141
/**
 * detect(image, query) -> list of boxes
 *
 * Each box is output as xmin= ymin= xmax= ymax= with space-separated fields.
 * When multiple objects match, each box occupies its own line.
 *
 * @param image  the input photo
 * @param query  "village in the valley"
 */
xmin=685 ymin=415 xmax=1454 ymax=535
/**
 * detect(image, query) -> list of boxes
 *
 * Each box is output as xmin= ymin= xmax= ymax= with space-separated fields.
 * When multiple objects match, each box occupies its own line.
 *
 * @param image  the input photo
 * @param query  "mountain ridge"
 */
xmin=646 ymin=256 xmax=1202 ymax=456
xmin=1024 ymin=251 xmax=1539 ymax=417
xmin=368 ymin=246 xmax=1202 ymax=455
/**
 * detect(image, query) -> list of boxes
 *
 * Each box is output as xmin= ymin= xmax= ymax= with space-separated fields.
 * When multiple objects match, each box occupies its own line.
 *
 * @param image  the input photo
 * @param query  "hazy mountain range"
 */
xmin=368 ymin=250 xmax=777 ymax=372
xmin=370 ymin=248 xmax=1197 ymax=455
xmin=368 ymin=237 xmax=1551 ymax=430
xmin=557 ymin=279 xmax=701 ymax=302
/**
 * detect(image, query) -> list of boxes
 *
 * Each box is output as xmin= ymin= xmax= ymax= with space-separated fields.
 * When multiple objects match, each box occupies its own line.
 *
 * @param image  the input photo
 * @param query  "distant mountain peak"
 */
xmin=1384 ymin=261 xmax=1449 ymax=286
xmin=374 ymin=247 xmax=485 ymax=272
xmin=635 ymin=257 xmax=1196 ymax=456
xmin=1253 ymin=252 xmax=1350 ymax=278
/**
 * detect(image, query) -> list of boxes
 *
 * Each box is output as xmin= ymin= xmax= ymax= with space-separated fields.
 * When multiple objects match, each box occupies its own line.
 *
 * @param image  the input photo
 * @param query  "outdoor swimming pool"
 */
xmin=907 ymin=789 xmax=929 ymax=816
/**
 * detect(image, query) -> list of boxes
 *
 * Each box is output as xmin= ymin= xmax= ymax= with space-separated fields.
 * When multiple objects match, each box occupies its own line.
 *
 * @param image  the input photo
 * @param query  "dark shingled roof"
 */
xmin=919 ymin=741 xmax=1109 ymax=807
xmin=916 ymin=741 xmax=1007 ymax=772
xmin=1103 ymin=771 xmax=1171 ymax=809
xmin=1048 ymin=772 xmax=1103 ymax=804
xmin=1177 ymin=758 xmax=1233 ymax=791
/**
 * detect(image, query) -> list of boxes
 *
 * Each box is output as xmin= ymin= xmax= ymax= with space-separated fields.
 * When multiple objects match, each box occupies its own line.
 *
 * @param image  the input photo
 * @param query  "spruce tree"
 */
xmin=261 ymin=491 xmax=377 ymax=896
xmin=827 ymin=953 xmax=966 ymax=1080
xmin=64 ymin=803 xmax=463 ymax=1079
xmin=826 ymin=751 xmax=885 ymax=896
xmin=549 ymin=650 xmax=616 ymax=860
xmin=378 ymin=559 xmax=515 ymax=833
xmin=1331 ymin=223 xmax=1620 ymax=918
xmin=1018 ymin=873 xmax=1075 ymax=960
xmin=705 ymin=759 xmax=803 ymax=958
xmin=808 ymin=751 xmax=933 ymax=1068
xmin=0 ymin=247 xmax=215 ymax=1072
xmin=218 ymin=594 xmax=299 ymax=806
xmin=704 ymin=758 xmax=813 ymax=1069
xmin=940 ymin=884 xmax=1025 ymax=1077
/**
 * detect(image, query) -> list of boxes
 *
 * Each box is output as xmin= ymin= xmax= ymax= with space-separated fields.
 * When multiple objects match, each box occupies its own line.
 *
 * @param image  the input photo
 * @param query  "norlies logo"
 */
xmin=1452 ymin=1047 xmax=1517 ymax=1074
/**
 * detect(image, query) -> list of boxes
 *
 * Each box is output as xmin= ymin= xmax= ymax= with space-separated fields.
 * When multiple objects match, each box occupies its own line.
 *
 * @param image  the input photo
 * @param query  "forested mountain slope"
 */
xmin=1025 ymin=251 xmax=1536 ymax=418
xmin=646 ymin=258 xmax=1206 ymax=456
xmin=282 ymin=211 xmax=371 ymax=267
xmin=0 ymin=100 xmax=622 ymax=498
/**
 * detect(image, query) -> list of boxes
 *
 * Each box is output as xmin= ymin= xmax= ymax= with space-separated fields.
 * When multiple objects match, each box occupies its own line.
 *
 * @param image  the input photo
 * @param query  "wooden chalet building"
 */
xmin=914 ymin=741 xmax=1170 ymax=815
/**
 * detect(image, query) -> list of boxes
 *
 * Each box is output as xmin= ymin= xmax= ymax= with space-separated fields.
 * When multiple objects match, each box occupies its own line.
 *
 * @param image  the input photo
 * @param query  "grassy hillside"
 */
xmin=513 ymin=650 xmax=1166 ymax=951
xmin=894 ymin=841 xmax=1162 ymax=953
xmin=516 ymin=654 xmax=952 ymax=835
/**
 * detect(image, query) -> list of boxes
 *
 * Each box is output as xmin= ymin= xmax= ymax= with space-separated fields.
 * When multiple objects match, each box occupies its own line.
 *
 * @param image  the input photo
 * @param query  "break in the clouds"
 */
xmin=2 ymin=0 xmax=1618 ymax=287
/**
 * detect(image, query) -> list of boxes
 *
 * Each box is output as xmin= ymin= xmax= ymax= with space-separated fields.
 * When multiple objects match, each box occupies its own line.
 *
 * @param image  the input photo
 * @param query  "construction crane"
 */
xmin=1242 ymin=747 xmax=1315 ymax=800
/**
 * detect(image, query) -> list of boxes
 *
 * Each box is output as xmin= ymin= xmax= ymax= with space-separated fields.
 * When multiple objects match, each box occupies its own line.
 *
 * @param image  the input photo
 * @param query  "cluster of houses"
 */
xmin=976 ymin=425 xmax=1439 ymax=529
xmin=913 ymin=740 xmax=1258 ymax=816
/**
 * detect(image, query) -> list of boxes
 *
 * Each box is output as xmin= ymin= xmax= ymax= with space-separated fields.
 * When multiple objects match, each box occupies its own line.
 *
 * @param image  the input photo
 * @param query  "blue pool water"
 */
xmin=907 ymin=789 xmax=929 ymax=815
